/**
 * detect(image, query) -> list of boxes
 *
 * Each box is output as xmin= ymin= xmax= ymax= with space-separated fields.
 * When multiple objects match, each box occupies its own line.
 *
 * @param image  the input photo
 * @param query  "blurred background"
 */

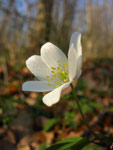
xmin=0 ymin=0 xmax=113 ymax=150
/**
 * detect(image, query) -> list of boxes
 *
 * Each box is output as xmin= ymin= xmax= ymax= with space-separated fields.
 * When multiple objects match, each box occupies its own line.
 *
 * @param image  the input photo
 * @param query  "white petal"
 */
xmin=42 ymin=81 xmax=71 ymax=106
xmin=68 ymin=44 xmax=78 ymax=81
xmin=69 ymin=32 xmax=82 ymax=80
xmin=41 ymin=42 xmax=67 ymax=69
xmin=69 ymin=32 xmax=82 ymax=57
xmin=26 ymin=55 xmax=52 ymax=80
xmin=75 ymin=55 xmax=82 ymax=80
xmin=22 ymin=81 xmax=54 ymax=92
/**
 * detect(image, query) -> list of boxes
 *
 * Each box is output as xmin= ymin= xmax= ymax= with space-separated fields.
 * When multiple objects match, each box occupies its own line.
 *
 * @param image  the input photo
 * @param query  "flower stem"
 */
xmin=70 ymin=83 xmax=109 ymax=148
xmin=70 ymin=83 xmax=97 ymax=137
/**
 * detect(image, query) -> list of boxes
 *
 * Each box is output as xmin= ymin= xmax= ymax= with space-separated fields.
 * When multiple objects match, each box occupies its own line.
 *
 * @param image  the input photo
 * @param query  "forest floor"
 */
xmin=0 ymin=58 xmax=113 ymax=150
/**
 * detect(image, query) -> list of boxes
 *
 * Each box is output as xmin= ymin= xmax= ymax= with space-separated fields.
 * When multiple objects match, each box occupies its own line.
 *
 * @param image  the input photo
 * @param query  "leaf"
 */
xmin=39 ymin=142 xmax=48 ymax=150
xmin=44 ymin=137 xmax=82 ymax=150
xmin=56 ymin=142 xmax=78 ymax=150
xmin=43 ymin=118 xmax=59 ymax=132
xmin=68 ymin=120 xmax=78 ymax=130
xmin=90 ymin=102 xmax=103 ymax=109
xmin=61 ymin=94 xmax=72 ymax=100
xmin=109 ymin=107 xmax=113 ymax=112
xmin=82 ymin=144 xmax=102 ymax=150
xmin=82 ymin=104 xmax=93 ymax=113
xmin=70 ymin=137 xmax=90 ymax=150
xmin=57 ymin=137 xmax=82 ymax=144
xmin=96 ymin=134 xmax=113 ymax=142
xmin=44 ymin=136 xmax=90 ymax=150
xmin=77 ymin=80 xmax=88 ymax=89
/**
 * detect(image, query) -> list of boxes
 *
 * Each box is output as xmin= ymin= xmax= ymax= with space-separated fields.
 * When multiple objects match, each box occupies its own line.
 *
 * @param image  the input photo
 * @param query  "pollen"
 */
xmin=57 ymin=67 xmax=59 ymax=70
xmin=45 ymin=59 xmax=69 ymax=87
xmin=46 ymin=76 xmax=50 ymax=81
xmin=51 ymin=67 xmax=56 ymax=70
xmin=55 ymin=85 xmax=58 ymax=88
xmin=48 ymin=83 xmax=51 ymax=85
xmin=51 ymin=71 xmax=55 ymax=73
xmin=64 ymin=79 xmax=67 ymax=82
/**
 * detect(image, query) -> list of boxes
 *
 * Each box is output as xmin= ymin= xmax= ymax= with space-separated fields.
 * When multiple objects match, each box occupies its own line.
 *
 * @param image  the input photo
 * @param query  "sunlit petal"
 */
xmin=68 ymin=44 xmax=78 ymax=81
xmin=26 ymin=55 xmax=52 ymax=80
xmin=22 ymin=81 xmax=54 ymax=92
xmin=22 ymin=32 xmax=82 ymax=106
xmin=69 ymin=32 xmax=82 ymax=57
xmin=41 ymin=42 xmax=68 ymax=70
xmin=69 ymin=32 xmax=82 ymax=80
xmin=42 ymin=81 xmax=71 ymax=106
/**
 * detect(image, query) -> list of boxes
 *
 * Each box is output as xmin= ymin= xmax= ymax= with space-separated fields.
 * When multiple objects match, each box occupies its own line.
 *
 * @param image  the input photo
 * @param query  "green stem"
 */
xmin=70 ymin=83 xmax=108 ymax=149
xmin=70 ymin=83 xmax=97 ymax=138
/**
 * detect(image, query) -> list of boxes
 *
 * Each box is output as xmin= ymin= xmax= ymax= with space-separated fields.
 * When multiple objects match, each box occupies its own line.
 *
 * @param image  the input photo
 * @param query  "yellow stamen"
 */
xmin=48 ymin=83 xmax=51 ymax=85
xmin=57 ymin=67 xmax=59 ymax=70
xmin=46 ymin=79 xmax=50 ymax=81
xmin=51 ymin=67 xmax=56 ymax=70
xmin=46 ymin=75 xmax=49 ymax=77
xmin=55 ymin=85 xmax=58 ymax=88
xmin=45 ymin=60 xmax=69 ymax=87
xmin=54 ymin=81 xmax=58 ymax=84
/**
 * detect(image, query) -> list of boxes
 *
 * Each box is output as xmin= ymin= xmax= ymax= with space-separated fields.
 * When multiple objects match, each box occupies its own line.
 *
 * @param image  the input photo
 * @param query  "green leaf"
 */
xmin=109 ymin=107 xmax=113 ymax=112
xmin=57 ymin=142 xmax=78 ymax=150
xmin=61 ymin=94 xmax=72 ymax=100
xmin=82 ymin=104 xmax=93 ymax=113
xmin=90 ymin=102 xmax=103 ymax=109
xmin=96 ymin=134 xmax=113 ymax=142
xmin=57 ymin=137 xmax=82 ymax=144
xmin=70 ymin=137 xmax=90 ymax=150
xmin=44 ymin=136 xmax=90 ymax=150
xmin=82 ymin=144 xmax=102 ymax=150
xmin=77 ymin=80 xmax=88 ymax=89
xmin=44 ymin=137 xmax=82 ymax=150
xmin=39 ymin=142 xmax=48 ymax=150
xmin=68 ymin=120 xmax=77 ymax=130
xmin=43 ymin=118 xmax=59 ymax=132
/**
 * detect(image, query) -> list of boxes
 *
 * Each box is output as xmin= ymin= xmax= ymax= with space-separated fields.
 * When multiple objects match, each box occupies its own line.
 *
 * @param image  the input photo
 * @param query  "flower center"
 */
xmin=46 ymin=60 xmax=69 ymax=88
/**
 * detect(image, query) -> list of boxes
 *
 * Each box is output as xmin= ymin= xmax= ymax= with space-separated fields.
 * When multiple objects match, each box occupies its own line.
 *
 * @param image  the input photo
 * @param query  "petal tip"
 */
xmin=42 ymin=97 xmax=54 ymax=107
xmin=41 ymin=42 xmax=53 ymax=50
xmin=71 ymin=32 xmax=81 ymax=42
xmin=72 ymin=32 xmax=81 ymax=36
xmin=26 ymin=55 xmax=38 ymax=67
xmin=22 ymin=82 xmax=26 ymax=91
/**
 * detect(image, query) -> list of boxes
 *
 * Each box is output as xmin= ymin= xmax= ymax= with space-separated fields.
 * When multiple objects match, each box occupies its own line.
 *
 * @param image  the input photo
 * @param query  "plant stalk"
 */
xmin=70 ymin=83 xmax=108 ymax=148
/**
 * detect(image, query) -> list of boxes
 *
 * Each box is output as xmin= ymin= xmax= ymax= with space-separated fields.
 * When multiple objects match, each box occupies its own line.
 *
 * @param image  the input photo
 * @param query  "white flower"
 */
xmin=22 ymin=32 xmax=82 ymax=106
